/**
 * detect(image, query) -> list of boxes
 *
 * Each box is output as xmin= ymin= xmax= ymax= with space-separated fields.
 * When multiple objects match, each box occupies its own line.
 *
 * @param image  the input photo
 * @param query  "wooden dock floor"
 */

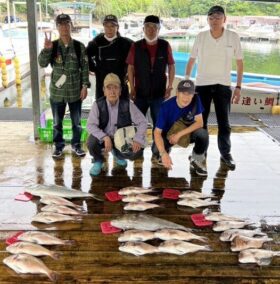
xmin=0 ymin=122 xmax=280 ymax=283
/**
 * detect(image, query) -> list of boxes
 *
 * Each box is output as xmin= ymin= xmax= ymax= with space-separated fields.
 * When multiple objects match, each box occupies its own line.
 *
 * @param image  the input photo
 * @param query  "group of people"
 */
xmin=38 ymin=5 xmax=243 ymax=177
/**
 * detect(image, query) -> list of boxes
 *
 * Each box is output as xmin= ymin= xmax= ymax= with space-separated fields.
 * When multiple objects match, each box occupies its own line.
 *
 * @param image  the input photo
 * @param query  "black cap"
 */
xmin=103 ymin=14 xmax=118 ymax=26
xmin=177 ymin=80 xmax=195 ymax=94
xmin=144 ymin=15 xmax=160 ymax=25
xmin=56 ymin=14 xmax=71 ymax=24
xmin=208 ymin=5 xmax=225 ymax=16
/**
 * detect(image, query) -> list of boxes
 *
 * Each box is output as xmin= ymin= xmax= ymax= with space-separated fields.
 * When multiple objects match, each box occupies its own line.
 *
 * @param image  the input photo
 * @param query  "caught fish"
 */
xmin=231 ymin=235 xmax=273 ymax=252
xmin=41 ymin=204 xmax=84 ymax=216
xmin=6 ymin=242 xmax=60 ymax=259
xmin=220 ymin=228 xmax=267 ymax=242
xmin=203 ymin=210 xmax=244 ymax=222
xmin=122 ymin=193 xmax=160 ymax=203
xmin=155 ymin=229 xmax=208 ymax=243
xmin=3 ymin=254 xmax=58 ymax=281
xmin=213 ymin=221 xmax=254 ymax=232
xmin=119 ymin=242 xmax=158 ymax=256
xmin=118 ymin=230 xmax=155 ymax=242
xmin=238 ymin=249 xmax=280 ymax=266
xmin=179 ymin=191 xmax=214 ymax=199
xmin=40 ymin=195 xmax=83 ymax=210
xmin=32 ymin=212 xmax=81 ymax=224
xmin=119 ymin=187 xmax=154 ymax=196
xmin=111 ymin=214 xmax=192 ymax=232
xmin=177 ymin=198 xmax=219 ymax=208
xmin=18 ymin=231 xmax=75 ymax=245
xmin=25 ymin=184 xmax=101 ymax=200
xmin=124 ymin=202 xmax=160 ymax=211
xmin=158 ymin=240 xmax=211 ymax=255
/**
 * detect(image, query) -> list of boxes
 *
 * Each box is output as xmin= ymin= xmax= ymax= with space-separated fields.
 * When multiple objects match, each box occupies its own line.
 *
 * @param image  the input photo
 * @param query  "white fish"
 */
xmin=25 ymin=184 xmax=99 ymax=200
xmin=155 ymin=229 xmax=208 ymax=242
xmin=119 ymin=187 xmax=154 ymax=196
xmin=32 ymin=212 xmax=81 ymax=224
xmin=119 ymin=242 xmax=159 ymax=256
xmin=203 ymin=210 xmax=245 ymax=222
xmin=158 ymin=240 xmax=211 ymax=255
xmin=239 ymin=249 xmax=280 ymax=266
xmin=40 ymin=195 xmax=83 ymax=210
xmin=231 ymin=235 xmax=273 ymax=252
xmin=118 ymin=230 xmax=155 ymax=242
xmin=18 ymin=231 xmax=75 ymax=245
xmin=213 ymin=221 xmax=254 ymax=232
xmin=179 ymin=191 xmax=214 ymax=199
xmin=177 ymin=198 xmax=219 ymax=208
xmin=111 ymin=214 xmax=191 ymax=232
xmin=3 ymin=254 xmax=58 ymax=281
xmin=41 ymin=204 xmax=83 ymax=216
xmin=220 ymin=228 xmax=267 ymax=242
xmin=124 ymin=202 xmax=160 ymax=211
xmin=6 ymin=241 xmax=60 ymax=259
xmin=122 ymin=193 xmax=160 ymax=203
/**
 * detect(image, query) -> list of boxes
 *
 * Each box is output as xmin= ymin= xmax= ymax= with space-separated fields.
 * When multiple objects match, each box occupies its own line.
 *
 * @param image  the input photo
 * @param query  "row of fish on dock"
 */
xmin=3 ymin=184 xmax=97 ymax=281
xmin=203 ymin=209 xmax=280 ymax=266
xmin=110 ymin=186 xmax=280 ymax=265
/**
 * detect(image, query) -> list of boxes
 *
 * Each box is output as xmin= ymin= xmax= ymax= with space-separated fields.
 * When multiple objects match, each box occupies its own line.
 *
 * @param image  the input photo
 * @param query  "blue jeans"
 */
xmin=50 ymin=99 xmax=82 ymax=149
xmin=195 ymin=84 xmax=232 ymax=157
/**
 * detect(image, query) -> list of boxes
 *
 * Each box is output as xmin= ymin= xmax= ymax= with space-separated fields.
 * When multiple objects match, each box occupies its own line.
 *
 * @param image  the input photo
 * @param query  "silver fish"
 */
xmin=40 ymin=195 xmax=83 ymax=210
xmin=119 ymin=242 xmax=158 ymax=256
xmin=213 ymin=221 xmax=253 ymax=232
xmin=179 ymin=191 xmax=214 ymax=199
xmin=111 ymin=214 xmax=192 ymax=232
xmin=32 ymin=212 xmax=81 ymax=224
xmin=122 ymin=193 xmax=160 ymax=203
xmin=220 ymin=228 xmax=267 ymax=242
xmin=203 ymin=210 xmax=244 ymax=222
xmin=118 ymin=230 xmax=155 ymax=242
xmin=239 ymin=249 xmax=280 ymax=266
xmin=124 ymin=202 xmax=160 ymax=211
xmin=25 ymin=184 xmax=101 ymax=200
xmin=155 ymin=229 xmax=208 ymax=242
xmin=6 ymin=241 xmax=60 ymax=259
xmin=41 ymin=204 xmax=83 ymax=216
xmin=231 ymin=235 xmax=273 ymax=252
xmin=3 ymin=254 xmax=58 ymax=281
xmin=177 ymin=198 xmax=219 ymax=208
xmin=119 ymin=187 xmax=154 ymax=195
xmin=18 ymin=231 xmax=75 ymax=245
xmin=158 ymin=240 xmax=211 ymax=255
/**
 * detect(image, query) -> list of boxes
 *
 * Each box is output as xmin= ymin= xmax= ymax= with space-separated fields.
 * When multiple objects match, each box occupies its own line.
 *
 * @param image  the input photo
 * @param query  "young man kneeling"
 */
xmin=153 ymin=80 xmax=209 ymax=176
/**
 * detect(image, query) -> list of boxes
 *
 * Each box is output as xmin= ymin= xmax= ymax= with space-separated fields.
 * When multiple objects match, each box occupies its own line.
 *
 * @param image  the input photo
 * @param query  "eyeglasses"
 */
xmin=57 ymin=22 xmax=71 ymax=27
xmin=208 ymin=15 xmax=224 ymax=21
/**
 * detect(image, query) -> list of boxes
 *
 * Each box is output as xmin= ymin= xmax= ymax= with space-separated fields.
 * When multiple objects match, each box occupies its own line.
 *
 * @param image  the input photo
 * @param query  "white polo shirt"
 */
xmin=190 ymin=29 xmax=243 ymax=86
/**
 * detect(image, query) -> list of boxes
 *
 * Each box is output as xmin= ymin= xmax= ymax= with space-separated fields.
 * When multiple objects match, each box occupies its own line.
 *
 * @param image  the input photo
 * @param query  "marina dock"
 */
xmin=0 ymin=117 xmax=279 ymax=283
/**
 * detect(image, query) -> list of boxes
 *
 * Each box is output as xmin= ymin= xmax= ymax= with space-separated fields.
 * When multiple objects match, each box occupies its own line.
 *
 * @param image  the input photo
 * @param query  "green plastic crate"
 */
xmin=45 ymin=118 xmax=87 ymax=128
xmin=38 ymin=127 xmax=88 ymax=143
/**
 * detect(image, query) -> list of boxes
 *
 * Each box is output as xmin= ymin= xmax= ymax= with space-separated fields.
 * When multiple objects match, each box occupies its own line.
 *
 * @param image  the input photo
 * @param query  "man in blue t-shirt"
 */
xmin=153 ymin=80 xmax=209 ymax=176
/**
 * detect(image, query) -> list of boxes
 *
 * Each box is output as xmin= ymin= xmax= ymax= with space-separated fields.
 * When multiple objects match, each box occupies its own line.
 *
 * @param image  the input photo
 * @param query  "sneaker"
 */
xmin=221 ymin=154 xmax=236 ymax=170
xmin=189 ymin=157 xmax=208 ymax=177
xmin=89 ymin=162 xmax=104 ymax=176
xmin=114 ymin=157 xmax=128 ymax=168
xmin=52 ymin=148 xmax=63 ymax=158
xmin=72 ymin=147 xmax=86 ymax=157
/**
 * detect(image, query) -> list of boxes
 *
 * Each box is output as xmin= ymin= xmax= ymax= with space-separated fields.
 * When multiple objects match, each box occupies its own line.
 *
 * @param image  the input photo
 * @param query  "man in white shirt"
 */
xmin=185 ymin=5 xmax=243 ymax=170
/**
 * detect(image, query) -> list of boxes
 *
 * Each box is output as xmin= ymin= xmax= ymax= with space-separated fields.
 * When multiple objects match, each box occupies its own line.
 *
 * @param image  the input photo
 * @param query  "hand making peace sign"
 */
xmin=44 ymin=31 xmax=53 ymax=49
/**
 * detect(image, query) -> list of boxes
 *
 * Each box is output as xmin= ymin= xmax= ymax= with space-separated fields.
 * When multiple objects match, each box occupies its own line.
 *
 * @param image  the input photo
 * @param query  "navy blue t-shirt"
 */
xmin=156 ymin=96 xmax=204 ymax=133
